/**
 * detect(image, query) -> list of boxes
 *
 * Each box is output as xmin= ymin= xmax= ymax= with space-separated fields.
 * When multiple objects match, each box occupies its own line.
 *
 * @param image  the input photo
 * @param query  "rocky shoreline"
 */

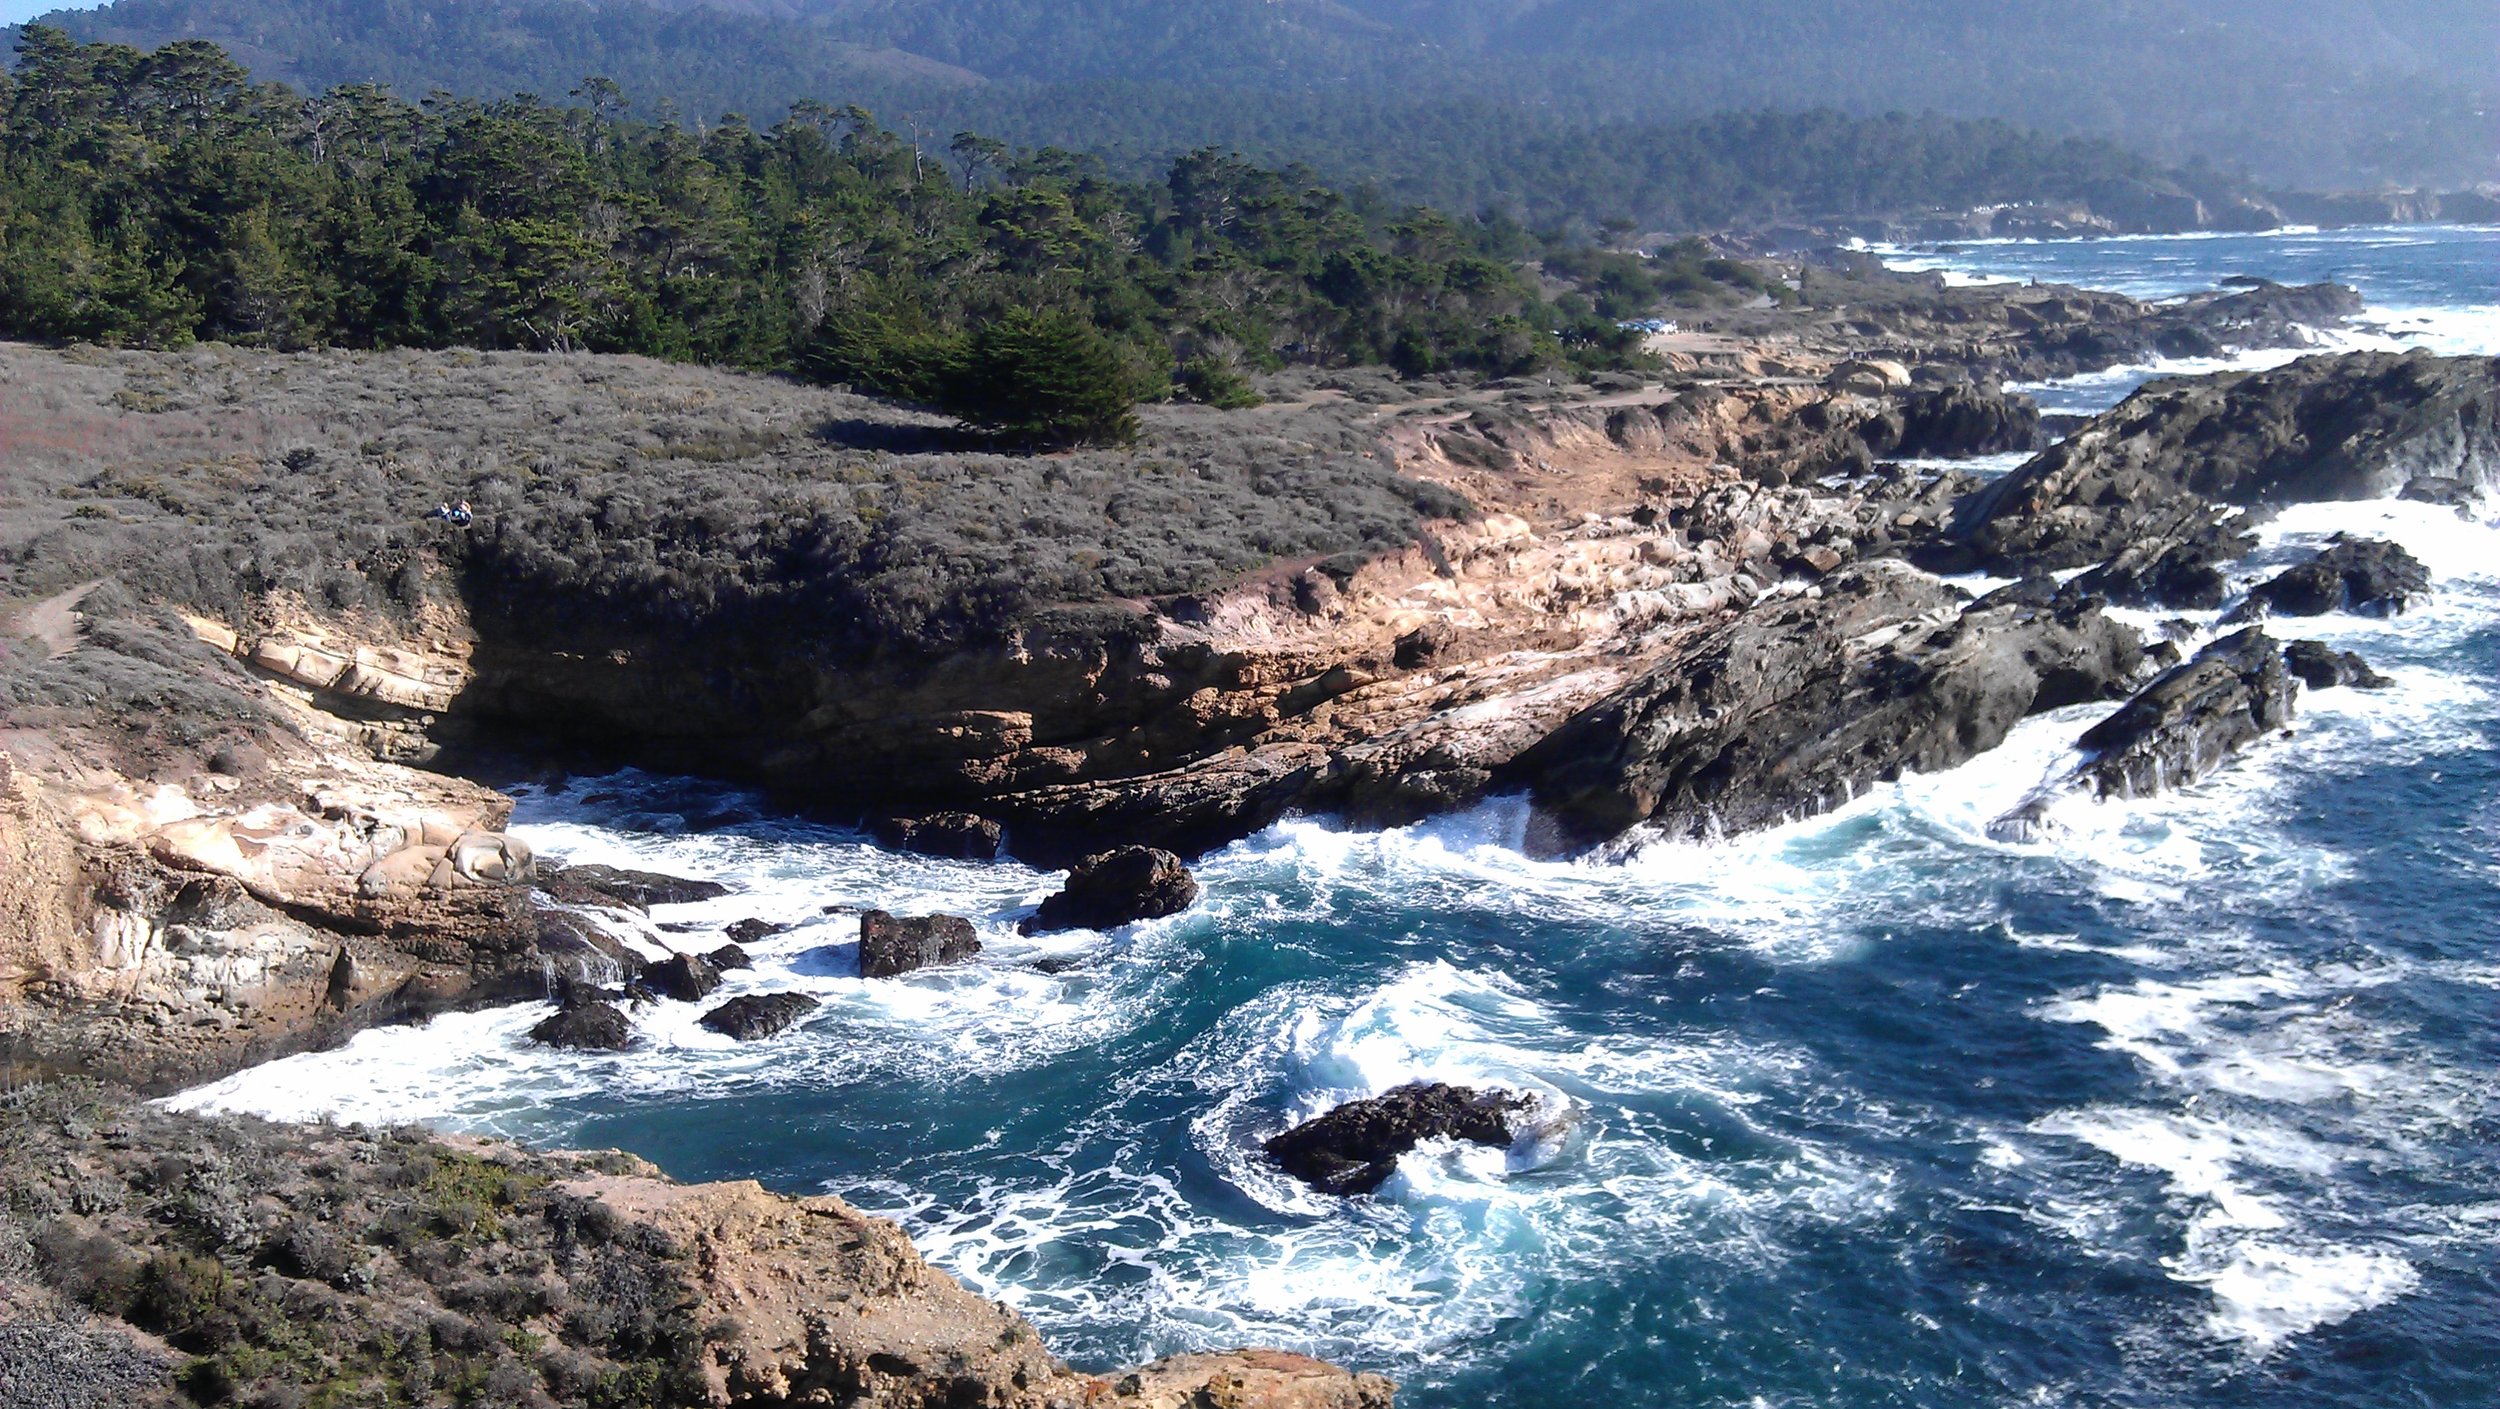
xmin=1 ymin=274 xmax=2491 ymax=1403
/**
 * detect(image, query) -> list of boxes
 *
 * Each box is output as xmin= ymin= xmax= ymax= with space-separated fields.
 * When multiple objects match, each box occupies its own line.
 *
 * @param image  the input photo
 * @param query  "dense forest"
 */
xmin=0 ymin=31 xmax=1759 ymax=443
xmin=19 ymin=0 xmax=2498 ymax=206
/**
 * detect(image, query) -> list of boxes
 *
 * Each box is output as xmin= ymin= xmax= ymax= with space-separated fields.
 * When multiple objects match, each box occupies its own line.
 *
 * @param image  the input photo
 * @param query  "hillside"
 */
xmin=19 ymin=0 xmax=2497 ymax=214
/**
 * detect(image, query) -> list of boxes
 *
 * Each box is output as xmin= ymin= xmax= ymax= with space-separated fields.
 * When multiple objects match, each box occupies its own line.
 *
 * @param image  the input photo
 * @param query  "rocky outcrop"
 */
xmin=2068 ymin=520 xmax=2256 ymax=611
xmin=1019 ymin=848 xmax=1201 ymax=935
xmin=1857 ymin=382 xmax=2046 ymax=461
xmin=1264 ymin=1083 xmax=1532 ymax=1196
xmin=530 ymin=998 xmax=635 ymax=1050
xmin=1991 ymin=629 xmax=2296 ymax=840
xmin=1511 ymin=563 xmax=2145 ymax=853
xmin=639 ymin=951 xmax=723 ymax=1003
xmin=2284 ymin=640 xmax=2392 ymax=691
xmin=871 ymin=812 xmax=1003 ymax=860
xmin=1944 ymin=352 xmax=2500 ymax=576
xmin=698 ymin=992 xmax=819 ymax=1040
xmin=0 ymin=1090 xmax=1394 ymax=1409
xmin=538 ymin=863 xmax=730 ymax=910
xmin=2234 ymin=536 xmax=2430 ymax=618
xmin=857 ymin=911 xmax=980 ymax=978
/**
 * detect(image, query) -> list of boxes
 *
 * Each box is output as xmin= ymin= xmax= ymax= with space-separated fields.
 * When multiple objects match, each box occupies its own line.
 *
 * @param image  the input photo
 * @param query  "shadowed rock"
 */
xmin=2069 ymin=519 xmax=2256 ymax=610
xmin=2284 ymin=640 xmax=2392 ymax=691
xmin=1265 ymin=1083 xmax=1533 ymax=1196
xmin=1991 ymin=628 xmax=2296 ymax=841
xmin=872 ymin=812 xmax=1004 ymax=860
xmin=859 ymin=911 xmax=981 ymax=978
xmin=537 ymin=863 xmax=730 ymax=910
xmin=528 ymin=999 xmax=633 ymax=1050
xmin=2233 ymin=536 xmax=2430 ymax=619
xmin=698 ymin=992 xmax=820 ymax=1040
xmin=705 ymin=943 xmax=753 ymax=972
xmin=1512 ymin=562 xmax=2144 ymax=853
xmin=1019 ymin=847 xmax=1201 ymax=934
xmin=639 ymin=951 xmax=723 ymax=1003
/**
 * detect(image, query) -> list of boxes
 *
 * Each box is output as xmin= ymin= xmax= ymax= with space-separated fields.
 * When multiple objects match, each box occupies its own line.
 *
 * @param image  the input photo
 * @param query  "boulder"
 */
xmin=1825 ymin=359 xmax=1913 ymax=395
xmin=1859 ymin=382 xmax=2046 ymax=460
xmin=639 ymin=951 xmax=723 ymax=1003
xmin=1991 ymin=628 xmax=2296 ymax=841
xmin=1510 ymin=562 xmax=2145 ymax=853
xmin=698 ymin=992 xmax=820 ymax=1041
xmin=1264 ymin=1083 xmax=1533 ymax=1196
xmin=870 ymin=812 xmax=1004 ymax=861
xmin=1940 ymin=351 xmax=2500 ymax=576
xmin=2284 ymin=640 xmax=2392 ymax=691
xmin=858 ymin=911 xmax=981 ymax=978
xmin=2233 ymin=536 xmax=2430 ymax=618
xmin=529 ymin=1000 xmax=633 ymax=1051
xmin=705 ymin=943 xmax=753 ymax=972
xmin=723 ymin=918 xmax=788 ymax=946
xmin=536 ymin=863 xmax=729 ymax=910
xmin=1018 ymin=847 xmax=1201 ymax=935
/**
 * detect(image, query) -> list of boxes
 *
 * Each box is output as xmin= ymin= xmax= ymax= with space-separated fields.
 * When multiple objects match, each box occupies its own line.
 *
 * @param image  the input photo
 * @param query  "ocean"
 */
xmin=172 ymin=226 xmax=2500 ymax=1408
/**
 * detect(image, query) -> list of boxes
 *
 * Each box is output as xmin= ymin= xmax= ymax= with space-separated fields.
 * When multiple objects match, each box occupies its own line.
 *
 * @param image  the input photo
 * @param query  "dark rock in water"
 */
xmin=1018 ymin=847 xmax=1202 ymax=935
xmin=698 ymin=992 xmax=820 ymax=1040
xmin=705 ymin=944 xmax=753 ymax=972
xmin=1265 ymin=1083 xmax=1533 ymax=1196
xmin=1941 ymin=350 xmax=2500 ymax=576
xmin=2233 ymin=536 xmax=2430 ymax=619
xmin=2399 ymin=475 xmax=2480 ymax=509
xmin=529 ymin=1000 xmax=633 ymax=1050
xmin=1511 ymin=562 xmax=2145 ymax=853
xmin=1990 ymin=628 xmax=2296 ymax=842
xmin=537 ymin=862 xmax=730 ymax=910
xmin=2284 ymin=640 xmax=2393 ymax=691
xmin=639 ymin=951 xmax=723 ymax=1003
xmin=858 ymin=911 xmax=981 ymax=978
xmin=2070 ymin=520 xmax=2256 ymax=611
xmin=2074 ymin=628 xmax=2295 ymax=799
xmin=533 ymin=903 xmax=645 ymax=985
xmin=723 ymin=918 xmax=788 ymax=946
xmin=871 ymin=812 xmax=1003 ymax=861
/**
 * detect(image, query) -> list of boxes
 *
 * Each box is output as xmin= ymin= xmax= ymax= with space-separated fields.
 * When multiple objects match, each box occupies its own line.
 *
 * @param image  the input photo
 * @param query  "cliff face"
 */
xmin=0 ymin=1086 xmax=1391 ymax=1409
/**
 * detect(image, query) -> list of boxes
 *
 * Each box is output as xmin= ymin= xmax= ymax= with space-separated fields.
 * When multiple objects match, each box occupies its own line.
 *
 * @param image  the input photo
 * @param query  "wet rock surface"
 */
xmin=858 ymin=910 xmax=982 ymax=978
xmin=2284 ymin=639 xmax=2393 ymax=691
xmin=529 ymin=998 xmax=635 ymax=1050
xmin=1513 ymin=563 xmax=2144 ymax=853
xmin=1019 ymin=847 xmax=1201 ymax=935
xmin=698 ymin=992 xmax=820 ymax=1040
xmin=871 ymin=811 xmax=1004 ymax=860
xmin=1265 ymin=1082 xmax=1534 ymax=1196
xmin=537 ymin=863 xmax=731 ymax=910
xmin=2234 ymin=535 xmax=2431 ymax=618
xmin=638 ymin=951 xmax=723 ymax=1003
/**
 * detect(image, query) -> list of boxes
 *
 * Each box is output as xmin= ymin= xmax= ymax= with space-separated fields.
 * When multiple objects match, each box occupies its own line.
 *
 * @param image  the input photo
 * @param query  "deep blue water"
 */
xmin=176 ymin=230 xmax=2500 ymax=1409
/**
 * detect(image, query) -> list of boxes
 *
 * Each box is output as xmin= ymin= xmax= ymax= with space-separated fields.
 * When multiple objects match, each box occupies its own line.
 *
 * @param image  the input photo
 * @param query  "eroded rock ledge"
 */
xmin=0 ymin=1085 xmax=1392 ymax=1409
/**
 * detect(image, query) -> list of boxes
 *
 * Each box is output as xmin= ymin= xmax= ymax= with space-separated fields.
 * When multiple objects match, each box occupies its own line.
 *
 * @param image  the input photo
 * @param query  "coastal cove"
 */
xmin=156 ymin=228 xmax=2500 ymax=1409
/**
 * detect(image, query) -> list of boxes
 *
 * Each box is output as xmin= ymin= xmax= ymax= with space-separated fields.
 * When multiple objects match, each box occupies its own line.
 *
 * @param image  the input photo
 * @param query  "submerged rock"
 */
xmin=1991 ymin=628 xmax=2297 ymax=841
xmin=1019 ymin=847 xmax=1201 ymax=935
xmin=1265 ymin=1083 xmax=1533 ymax=1196
xmin=2284 ymin=639 xmax=2393 ymax=691
xmin=537 ymin=862 xmax=730 ymax=910
xmin=639 ymin=951 xmax=723 ymax=1003
xmin=858 ymin=911 xmax=981 ymax=978
xmin=698 ymin=992 xmax=820 ymax=1040
xmin=1512 ymin=562 xmax=2144 ymax=853
xmin=2234 ymin=536 xmax=2430 ymax=618
xmin=528 ymin=1000 xmax=633 ymax=1050
xmin=872 ymin=811 xmax=1004 ymax=861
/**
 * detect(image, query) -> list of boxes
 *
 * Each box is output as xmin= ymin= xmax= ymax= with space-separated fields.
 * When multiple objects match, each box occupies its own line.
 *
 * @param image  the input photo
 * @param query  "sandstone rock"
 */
xmin=1512 ymin=562 xmax=2144 ymax=852
xmin=2234 ymin=536 xmax=2430 ymax=618
xmin=639 ymin=951 xmax=723 ymax=1003
xmin=536 ymin=863 xmax=730 ymax=910
xmin=529 ymin=1000 xmax=633 ymax=1050
xmin=1019 ymin=847 xmax=1201 ymax=935
xmin=870 ymin=811 xmax=1003 ymax=860
xmin=858 ymin=911 xmax=981 ymax=978
xmin=1825 ymin=359 xmax=1912 ymax=395
xmin=1265 ymin=1082 xmax=1532 ymax=1196
xmin=2284 ymin=639 xmax=2392 ymax=691
xmin=698 ymin=992 xmax=820 ymax=1040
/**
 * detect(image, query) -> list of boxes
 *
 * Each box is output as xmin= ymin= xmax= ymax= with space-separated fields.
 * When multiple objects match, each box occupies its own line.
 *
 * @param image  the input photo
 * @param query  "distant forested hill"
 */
xmin=16 ymin=0 xmax=2498 ymax=210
